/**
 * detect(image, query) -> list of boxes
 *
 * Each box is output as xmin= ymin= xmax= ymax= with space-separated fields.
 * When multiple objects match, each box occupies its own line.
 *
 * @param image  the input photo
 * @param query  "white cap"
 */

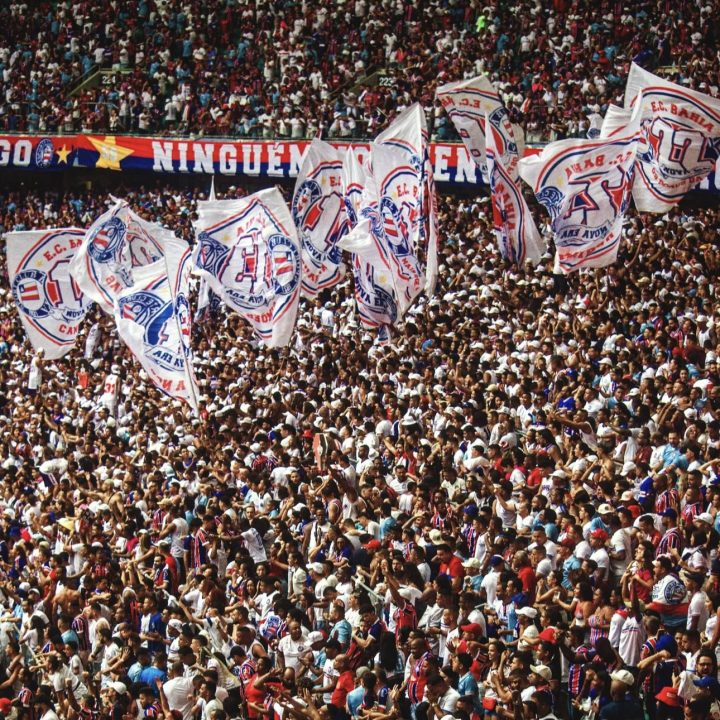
xmin=530 ymin=664 xmax=552 ymax=681
xmin=610 ymin=669 xmax=635 ymax=687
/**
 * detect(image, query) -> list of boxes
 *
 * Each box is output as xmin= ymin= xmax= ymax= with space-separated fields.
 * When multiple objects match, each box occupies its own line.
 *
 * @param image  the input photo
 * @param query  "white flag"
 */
xmin=192 ymin=188 xmax=301 ymax=348
xmin=291 ymin=138 xmax=348 ymax=298
xmin=603 ymin=63 xmax=720 ymax=211
xmin=69 ymin=199 xmax=165 ymax=314
xmin=485 ymin=116 xmax=545 ymax=266
xmin=7 ymin=228 xmax=92 ymax=359
xmin=114 ymin=235 xmax=199 ymax=410
xmin=436 ymin=74 xmax=520 ymax=182
xmin=340 ymin=149 xmax=398 ymax=328
xmin=374 ymin=104 xmax=438 ymax=304
xmin=519 ymin=131 xmax=638 ymax=273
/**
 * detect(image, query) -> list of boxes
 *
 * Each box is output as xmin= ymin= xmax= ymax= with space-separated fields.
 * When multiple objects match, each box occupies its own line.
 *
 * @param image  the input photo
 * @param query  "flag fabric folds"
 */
xmin=369 ymin=142 xmax=425 ymax=311
xmin=114 ymin=235 xmax=199 ymax=410
xmin=519 ymin=131 xmax=638 ymax=273
xmin=339 ymin=149 xmax=398 ymax=329
xmin=192 ymin=188 xmax=302 ymax=348
xmin=602 ymin=63 xmax=720 ymax=212
xmin=374 ymin=104 xmax=437 ymax=308
xmin=485 ymin=115 xmax=544 ymax=266
xmin=436 ymin=74 xmax=521 ymax=182
xmin=69 ymin=199 xmax=165 ymax=313
xmin=7 ymin=228 xmax=92 ymax=359
xmin=291 ymin=138 xmax=348 ymax=298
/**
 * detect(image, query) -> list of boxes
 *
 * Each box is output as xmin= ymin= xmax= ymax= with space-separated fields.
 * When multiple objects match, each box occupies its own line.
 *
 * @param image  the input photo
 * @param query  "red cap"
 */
xmin=559 ymin=537 xmax=576 ymax=549
xmin=363 ymin=540 xmax=382 ymax=551
xmin=655 ymin=686 xmax=681 ymax=708
xmin=539 ymin=627 xmax=558 ymax=644
xmin=460 ymin=623 xmax=483 ymax=635
xmin=0 ymin=699 xmax=12 ymax=715
xmin=590 ymin=528 xmax=609 ymax=541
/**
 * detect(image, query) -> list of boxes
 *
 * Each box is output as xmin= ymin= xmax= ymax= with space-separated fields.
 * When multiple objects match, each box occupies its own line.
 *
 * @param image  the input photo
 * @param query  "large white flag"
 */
xmin=340 ymin=149 xmax=398 ymax=328
xmin=519 ymin=131 xmax=638 ymax=273
xmin=291 ymin=139 xmax=348 ymax=299
xmin=602 ymin=63 xmax=720 ymax=211
xmin=114 ymin=235 xmax=199 ymax=410
xmin=6 ymin=229 xmax=92 ymax=359
xmin=369 ymin=142 xmax=424 ymax=313
xmin=374 ymin=104 xmax=438 ymax=304
xmin=192 ymin=188 xmax=301 ymax=347
xmin=485 ymin=116 xmax=544 ymax=266
xmin=69 ymin=199 xmax=165 ymax=313
xmin=436 ymin=75 xmax=520 ymax=182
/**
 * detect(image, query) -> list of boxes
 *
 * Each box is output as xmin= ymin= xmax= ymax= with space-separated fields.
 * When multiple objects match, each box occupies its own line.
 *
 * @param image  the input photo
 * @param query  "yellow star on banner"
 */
xmin=87 ymin=136 xmax=134 ymax=171
xmin=56 ymin=145 xmax=71 ymax=164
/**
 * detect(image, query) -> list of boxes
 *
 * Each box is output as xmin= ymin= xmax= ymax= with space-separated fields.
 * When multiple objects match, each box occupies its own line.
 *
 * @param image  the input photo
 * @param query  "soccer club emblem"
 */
xmin=291 ymin=179 xmax=324 ymax=229
xmin=196 ymin=232 xmax=232 ymax=276
xmin=488 ymin=107 xmax=518 ymax=159
xmin=12 ymin=269 xmax=52 ymax=319
xmin=34 ymin=138 xmax=55 ymax=169
xmin=535 ymin=186 xmax=564 ymax=221
xmin=267 ymin=234 xmax=300 ymax=296
xmin=120 ymin=291 xmax=185 ymax=373
xmin=87 ymin=216 xmax=128 ymax=265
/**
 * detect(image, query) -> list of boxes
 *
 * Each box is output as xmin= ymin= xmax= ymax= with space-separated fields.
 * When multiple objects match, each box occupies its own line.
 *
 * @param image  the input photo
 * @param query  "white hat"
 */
xmin=597 ymin=503 xmax=614 ymax=515
xmin=530 ymin=664 xmax=552 ymax=681
xmin=610 ymin=669 xmax=635 ymax=687
xmin=428 ymin=529 xmax=443 ymax=544
xmin=307 ymin=631 xmax=324 ymax=644
xmin=696 ymin=512 xmax=714 ymax=526
xmin=110 ymin=682 xmax=127 ymax=696
xmin=310 ymin=562 xmax=325 ymax=575
xmin=463 ymin=558 xmax=481 ymax=570
xmin=516 ymin=607 xmax=538 ymax=618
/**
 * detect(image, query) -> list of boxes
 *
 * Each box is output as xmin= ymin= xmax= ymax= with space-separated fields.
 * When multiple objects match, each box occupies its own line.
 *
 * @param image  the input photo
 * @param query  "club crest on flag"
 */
xmin=520 ymin=131 xmax=638 ymax=272
xmin=268 ymin=234 xmax=301 ymax=296
xmin=195 ymin=231 xmax=232 ymax=277
xmin=12 ymin=270 xmax=50 ymax=318
xmin=7 ymin=228 xmax=92 ymax=357
xmin=118 ymin=290 xmax=191 ymax=372
xmin=193 ymin=188 xmax=302 ymax=347
xmin=355 ymin=263 xmax=398 ymax=325
xmin=291 ymin=178 xmax=343 ymax=267
xmin=87 ymin=215 xmax=127 ymax=265
xmin=291 ymin=140 xmax=349 ymax=298
xmin=487 ymin=107 xmax=518 ymax=161
xmin=639 ymin=116 xmax=719 ymax=175
xmin=291 ymin=179 xmax=325 ymax=232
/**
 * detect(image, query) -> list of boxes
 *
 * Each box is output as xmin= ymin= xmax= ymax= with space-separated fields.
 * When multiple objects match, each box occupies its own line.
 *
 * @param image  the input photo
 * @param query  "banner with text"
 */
xmin=2 ymin=134 xmax=720 ymax=193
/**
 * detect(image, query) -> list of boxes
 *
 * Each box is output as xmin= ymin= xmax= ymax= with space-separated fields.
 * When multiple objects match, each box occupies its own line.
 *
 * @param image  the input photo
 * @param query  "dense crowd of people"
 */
xmin=0 ymin=174 xmax=717 ymax=720
xmin=0 ymin=0 xmax=719 ymax=140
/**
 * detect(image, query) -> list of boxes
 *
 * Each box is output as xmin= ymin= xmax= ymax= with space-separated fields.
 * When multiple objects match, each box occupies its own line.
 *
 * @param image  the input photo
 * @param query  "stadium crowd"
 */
xmin=0 ymin=177 xmax=716 ymax=720
xmin=0 ymin=0 xmax=719 ymax=140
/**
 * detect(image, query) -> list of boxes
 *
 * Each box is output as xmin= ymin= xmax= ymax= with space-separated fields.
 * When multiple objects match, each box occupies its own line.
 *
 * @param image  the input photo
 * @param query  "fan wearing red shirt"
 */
xmin=515 ymin=552 xmax=537 ymax=602
xmin=436 ymin=544 xmax=465 ymax=591
xmin=330 ymin=654 xmax=354 ymax=720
